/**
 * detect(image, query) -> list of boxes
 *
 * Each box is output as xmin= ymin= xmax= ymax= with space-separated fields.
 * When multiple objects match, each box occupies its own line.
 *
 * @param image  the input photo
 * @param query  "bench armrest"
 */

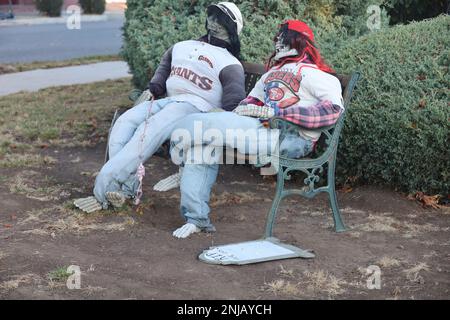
xmin=269 ymin=117 xmax=336 ymax=134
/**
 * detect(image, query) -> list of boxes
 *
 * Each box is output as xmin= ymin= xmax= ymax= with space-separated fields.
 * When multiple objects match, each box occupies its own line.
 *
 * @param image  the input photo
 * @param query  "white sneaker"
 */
xmin=172 ymin=223 xmax=201 ymax=239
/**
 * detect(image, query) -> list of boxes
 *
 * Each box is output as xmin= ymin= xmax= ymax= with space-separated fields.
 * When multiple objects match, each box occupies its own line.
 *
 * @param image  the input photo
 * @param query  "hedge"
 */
xmin=122 ymin=0 xmax=387 ymax=89
xmin=34 ymin=0 xmax=63 ymax=17
xmin=79 ymin=0 xmax=106 ymax=15
xmin=330 ymin=15 xmax=449 ymax=194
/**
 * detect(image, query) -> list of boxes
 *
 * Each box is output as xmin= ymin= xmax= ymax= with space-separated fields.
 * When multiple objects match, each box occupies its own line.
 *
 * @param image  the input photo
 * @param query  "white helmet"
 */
xmin=209 ymin=2 xmax=243 ymax=35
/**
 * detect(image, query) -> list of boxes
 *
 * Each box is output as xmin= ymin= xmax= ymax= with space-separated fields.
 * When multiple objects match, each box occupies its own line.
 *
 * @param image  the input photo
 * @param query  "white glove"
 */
xmin=153 ymin=167 xmax=183 ymax=192
xmin=153 ymin=172 xmax=181 ymax=192
xmin=134 ymin=89 xmax=153 ymax=106
xmin=172 ymin=223 xmax=200 ymax=239
xmin=233 ymin=104 xmax=275 ymax=119
xmin=74 ymin=196 xmax=102 ymax=213
xmin=106 ymin=191 xmax=129 ymax=208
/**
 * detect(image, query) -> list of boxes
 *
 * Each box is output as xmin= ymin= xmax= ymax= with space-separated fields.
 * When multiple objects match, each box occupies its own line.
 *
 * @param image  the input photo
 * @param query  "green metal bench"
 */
xmin=264 ymin=72 xmax=360 ymax=234
xmin=105 ymin=63 xmax=360 ymax=234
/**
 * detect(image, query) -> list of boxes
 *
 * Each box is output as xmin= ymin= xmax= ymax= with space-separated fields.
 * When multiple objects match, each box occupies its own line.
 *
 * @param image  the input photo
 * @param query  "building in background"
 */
xmin=0 ymin=0 xmax=125 ymax=14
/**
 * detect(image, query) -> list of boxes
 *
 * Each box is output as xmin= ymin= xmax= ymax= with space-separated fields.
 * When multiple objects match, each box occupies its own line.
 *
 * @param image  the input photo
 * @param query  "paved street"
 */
xmin=0 ymin=15 xmax=124 ymax=63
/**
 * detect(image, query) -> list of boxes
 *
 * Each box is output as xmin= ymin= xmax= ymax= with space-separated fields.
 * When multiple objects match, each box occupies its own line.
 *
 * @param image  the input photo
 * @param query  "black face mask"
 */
xmin=204 ymin=6 xmax=241 ymax=59
xmin=207 ymin=15 xmax=230 ymax=44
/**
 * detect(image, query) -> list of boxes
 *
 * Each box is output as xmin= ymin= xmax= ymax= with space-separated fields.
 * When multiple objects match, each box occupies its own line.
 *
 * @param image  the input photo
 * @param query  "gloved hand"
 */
xmin=133 ymin=89 xmax=153 ymax=106
xmin=233 ymin=104 xmax=275 ymax=119
xmin=74 ymin=196 xmax=103 ymax=213
xmin=148 ymin=83 xmax=165 ymax=98
xmin=153 ymin=171 xmax=182 ymax=192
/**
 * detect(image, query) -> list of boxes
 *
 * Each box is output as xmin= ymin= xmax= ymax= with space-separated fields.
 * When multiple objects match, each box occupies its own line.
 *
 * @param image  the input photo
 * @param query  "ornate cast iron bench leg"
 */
xmin=327 ymin=152 xmax=346 ymax=232
xmin=262 ymin=72 xmax=360 ymax=237
xmin=263 ymin=160 xmax=346 ymax=237
xmin=264 ymin=168 xmax=285 ymax=238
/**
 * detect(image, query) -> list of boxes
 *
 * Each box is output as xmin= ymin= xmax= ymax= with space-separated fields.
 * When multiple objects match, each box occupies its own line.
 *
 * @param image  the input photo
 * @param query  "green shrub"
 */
xmin=79 ymin=0 xmax=106 ymax=15
xmin=329 ymin=15 xmax=449 ymax=194
xmin=34 ymin=0 xmax=63 ymax=17
xmin=122 ymin=0 xmax=387 ymax=89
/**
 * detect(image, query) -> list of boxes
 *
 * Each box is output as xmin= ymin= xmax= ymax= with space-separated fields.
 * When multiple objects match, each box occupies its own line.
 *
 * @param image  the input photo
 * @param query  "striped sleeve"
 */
xmin=276 ymin=100 xmax=343 ymax=129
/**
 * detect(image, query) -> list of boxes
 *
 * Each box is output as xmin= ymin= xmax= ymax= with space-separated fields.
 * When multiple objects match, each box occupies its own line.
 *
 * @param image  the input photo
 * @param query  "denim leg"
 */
xmin=279 ymin=133 xmax=314 ymax=158
xmin=170 ymin=112 xmax=273 ymax=160
xmin=94 ymin=101 xmax=199 ymax=205
xmin=108 ymin=98 xmax=166 ymax=159
xmin=173 ymin=112 xmax=281 ymax=230
xmin=180 ymin=163 xmax=219 ymax=231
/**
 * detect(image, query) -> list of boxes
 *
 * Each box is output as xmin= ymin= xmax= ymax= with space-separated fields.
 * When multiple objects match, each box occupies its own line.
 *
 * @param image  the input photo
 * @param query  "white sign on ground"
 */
xmin=199 ymin=237 xmax=315 ymax=265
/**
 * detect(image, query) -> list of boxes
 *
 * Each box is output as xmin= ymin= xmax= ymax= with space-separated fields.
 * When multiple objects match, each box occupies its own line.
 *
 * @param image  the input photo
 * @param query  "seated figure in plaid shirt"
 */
xmin=156 ymin=20 xmax=344 ymax=238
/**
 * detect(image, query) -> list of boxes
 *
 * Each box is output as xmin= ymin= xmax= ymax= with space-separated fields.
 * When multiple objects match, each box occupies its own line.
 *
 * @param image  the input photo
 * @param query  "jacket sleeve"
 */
xmin=247 ymin=76 xmax=266 ymax=103
xmin=148 ymin=46 xmax=174 ymax=98
xmin=219 ymin=64 xmax=246 ymax=111
xmin=239 ymin=96 xmax=264 ymax=106
xmin=276 ymin=100 xmax=343 ymax=128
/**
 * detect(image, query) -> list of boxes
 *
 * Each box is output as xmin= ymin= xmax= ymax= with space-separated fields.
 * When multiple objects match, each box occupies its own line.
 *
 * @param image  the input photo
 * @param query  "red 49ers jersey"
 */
xmin=248 ymin=61 xmax=343 ymax=140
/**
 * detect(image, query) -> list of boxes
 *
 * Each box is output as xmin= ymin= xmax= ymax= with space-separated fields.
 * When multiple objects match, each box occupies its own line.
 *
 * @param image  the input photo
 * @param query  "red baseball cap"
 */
xmin=283 ymin=20 xmax=314 ymax=42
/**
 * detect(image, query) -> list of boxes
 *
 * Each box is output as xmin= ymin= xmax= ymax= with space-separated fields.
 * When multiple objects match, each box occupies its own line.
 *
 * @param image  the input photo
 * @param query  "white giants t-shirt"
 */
xmin=166 ymin=40 xmax=242 ymax=112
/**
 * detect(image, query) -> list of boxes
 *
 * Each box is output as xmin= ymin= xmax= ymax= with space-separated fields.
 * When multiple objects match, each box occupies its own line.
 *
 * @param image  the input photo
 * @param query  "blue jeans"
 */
xmin=279 ymin=132 xmax=315 ymax=159
xmin=180 ymin=163 xmax=219 ymax=231
xmin=93 ymin=97 xmax=200 ymax=206
xmin=172 ymin=112 xmax=314 ymax=230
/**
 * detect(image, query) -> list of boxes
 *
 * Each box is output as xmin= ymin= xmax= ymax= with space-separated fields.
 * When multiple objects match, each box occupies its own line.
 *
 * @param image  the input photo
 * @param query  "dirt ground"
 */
xmin=0 ymin=143 xmax=449 ymax=300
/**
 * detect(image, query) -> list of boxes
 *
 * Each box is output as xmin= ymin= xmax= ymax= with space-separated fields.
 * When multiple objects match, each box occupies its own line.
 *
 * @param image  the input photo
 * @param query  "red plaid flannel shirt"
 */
xmin=240 ymin=97 xmax=342 ymax=129
xmin=276 ymin=100 xmax=343 ymax=128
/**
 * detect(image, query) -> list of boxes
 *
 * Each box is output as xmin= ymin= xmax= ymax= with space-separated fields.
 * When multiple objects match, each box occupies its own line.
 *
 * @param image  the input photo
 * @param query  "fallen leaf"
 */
xmin=135 ymin=205 xmax=144 ymax=215
xmin=413 ymin=192 xmax=442 ymax=209
xmin=418 ymin=100 xmax=426 ymax=108
xmin=3 ymin=224 xmax=13 ymax=228
xmin=340 ymin=185 xmax=353 ymax=193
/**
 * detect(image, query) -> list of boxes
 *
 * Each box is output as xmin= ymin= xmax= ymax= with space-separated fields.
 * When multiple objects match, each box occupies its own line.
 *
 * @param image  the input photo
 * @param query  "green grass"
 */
xmin=47 ymin=267 xmax=72 ymax=282
xmin=0 ymin=55 xmax=122 ymax=75
xmin=0 ymin=78 xmax=132 ymax=167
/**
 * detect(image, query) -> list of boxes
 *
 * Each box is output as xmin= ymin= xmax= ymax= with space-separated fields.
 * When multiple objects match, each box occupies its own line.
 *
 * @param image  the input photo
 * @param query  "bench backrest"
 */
xmin=242 ymin=62 xmax=266 ymax=95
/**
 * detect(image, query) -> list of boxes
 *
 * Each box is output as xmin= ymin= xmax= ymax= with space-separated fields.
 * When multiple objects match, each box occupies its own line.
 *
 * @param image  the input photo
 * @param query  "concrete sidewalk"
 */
xmin=0 ymin=61 xmax=131 ymax=96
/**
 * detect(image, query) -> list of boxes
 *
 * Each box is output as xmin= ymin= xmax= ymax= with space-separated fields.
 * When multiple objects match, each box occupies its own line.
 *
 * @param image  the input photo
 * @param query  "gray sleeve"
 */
xmin=219 ymin=64 xmax=246 ymax=111
xmin=148 ymin=46 xmax=173 ymax=96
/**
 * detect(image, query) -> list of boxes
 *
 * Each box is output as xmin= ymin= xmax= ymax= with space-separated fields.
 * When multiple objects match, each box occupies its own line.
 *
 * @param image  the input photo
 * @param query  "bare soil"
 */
xmin=0 ymin=144 xmax=449 ymax=300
